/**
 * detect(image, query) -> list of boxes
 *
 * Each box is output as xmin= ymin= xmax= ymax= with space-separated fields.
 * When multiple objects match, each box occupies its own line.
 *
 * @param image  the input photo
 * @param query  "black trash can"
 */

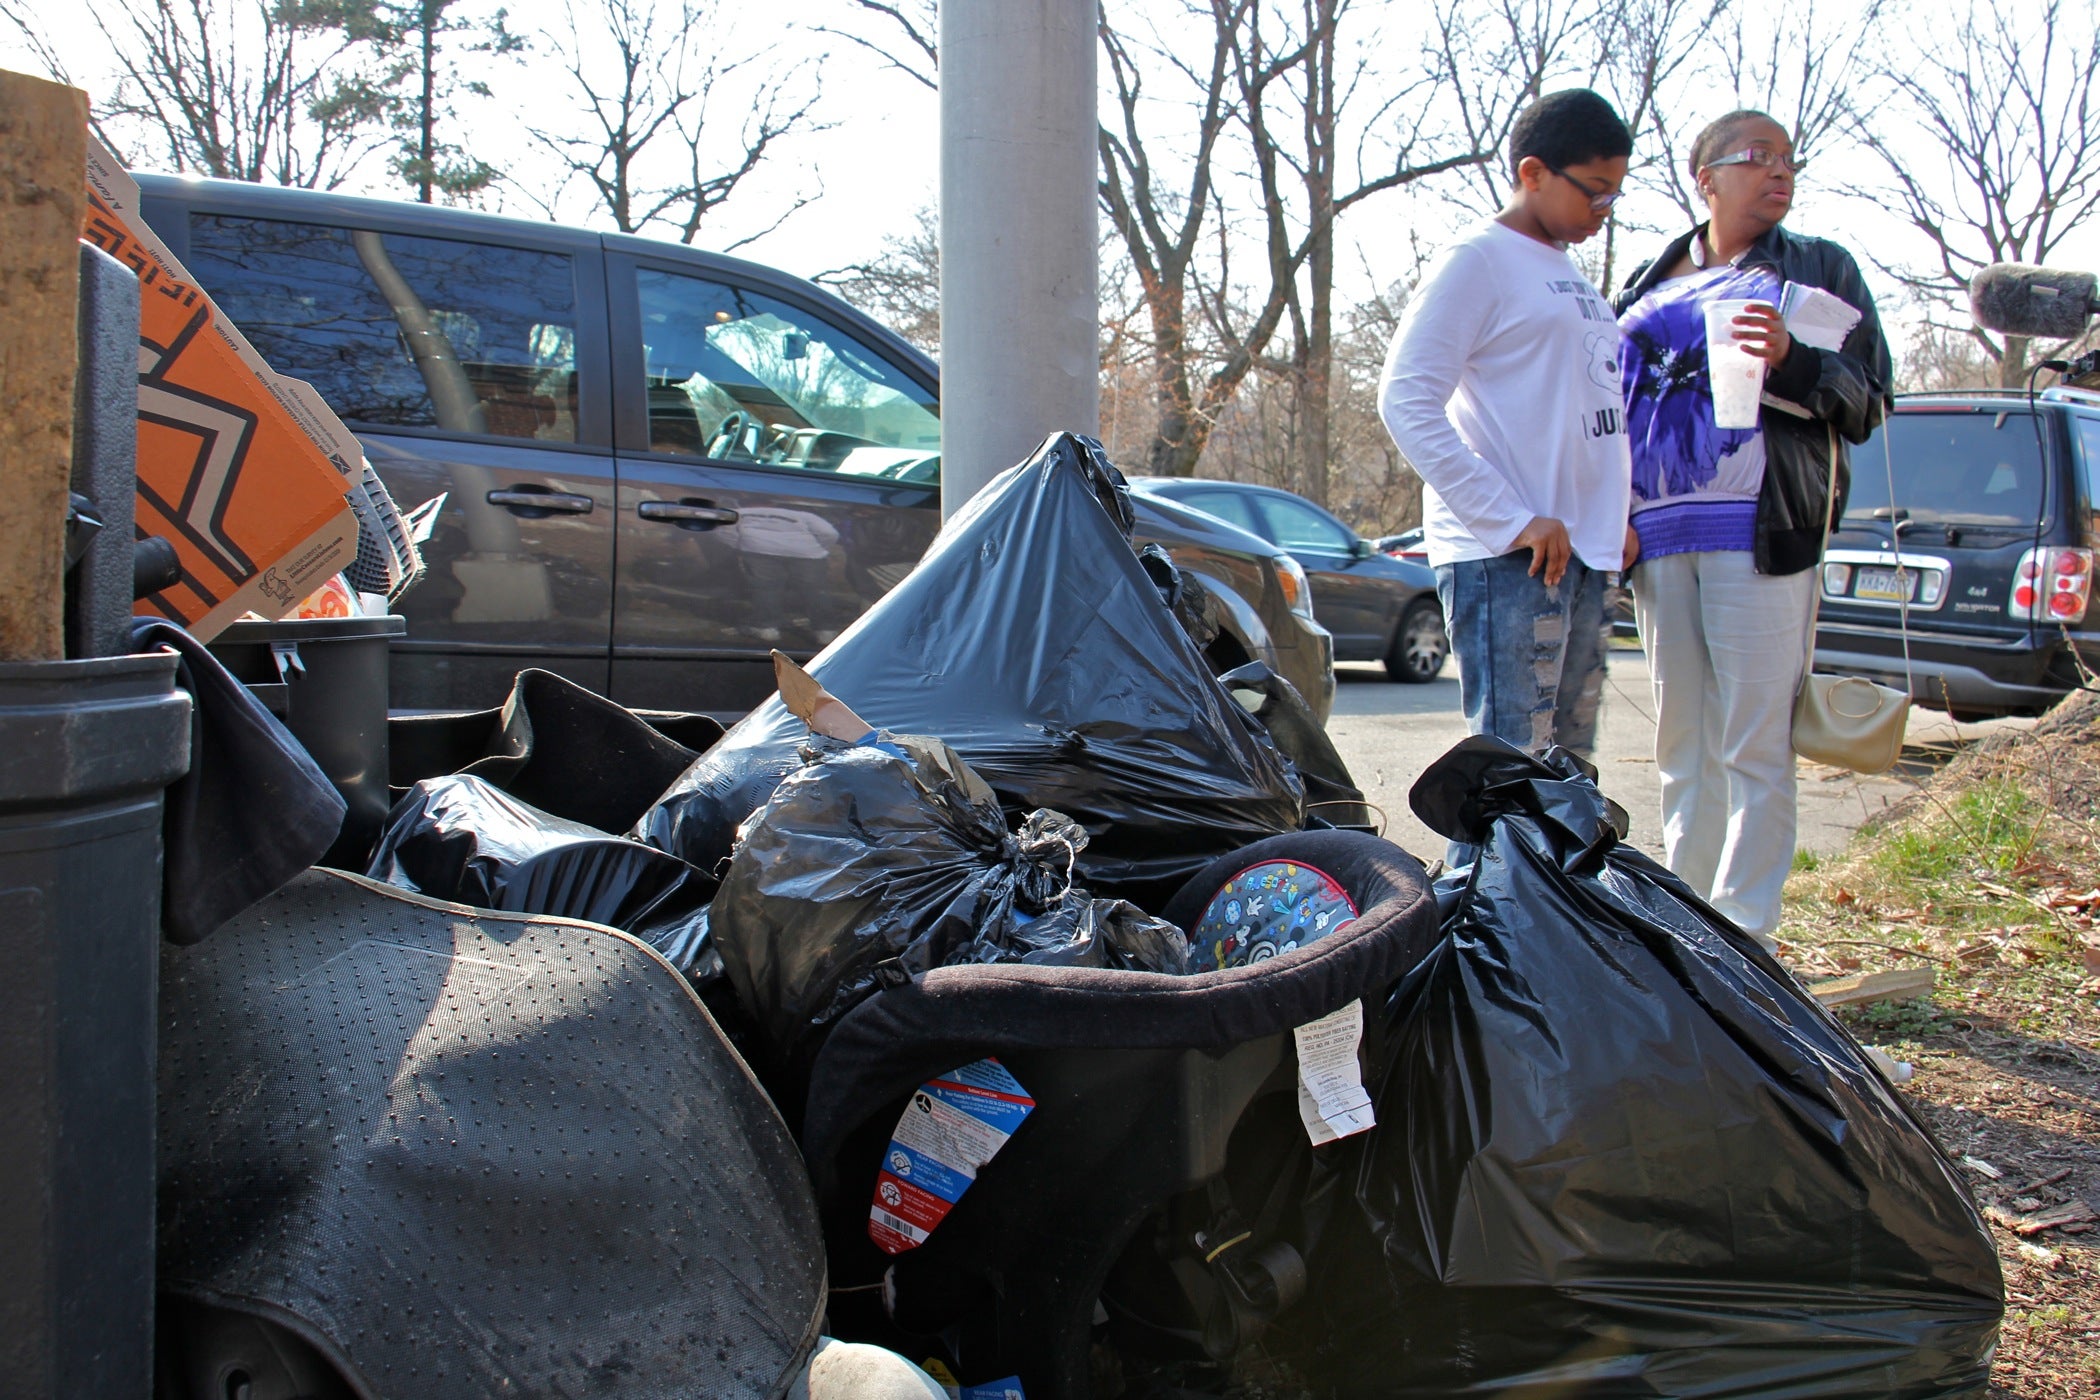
xmin=0 ymin=653 xmax=191 ymax=1399
xmin=207 ymin=616 xmax=406 ymax=870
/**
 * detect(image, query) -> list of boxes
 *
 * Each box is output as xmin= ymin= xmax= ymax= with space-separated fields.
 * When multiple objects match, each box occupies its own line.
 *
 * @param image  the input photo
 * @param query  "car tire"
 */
xmin=1385 ymin=599 xmax=1448 ymax=683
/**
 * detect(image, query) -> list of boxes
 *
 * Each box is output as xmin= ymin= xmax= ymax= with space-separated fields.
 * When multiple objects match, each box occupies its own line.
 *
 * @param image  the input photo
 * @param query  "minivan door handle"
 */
xmin=638 ymin=499 xmax=741 ymax=527
xmin=486 ymin=487 xmax=595 ymax=516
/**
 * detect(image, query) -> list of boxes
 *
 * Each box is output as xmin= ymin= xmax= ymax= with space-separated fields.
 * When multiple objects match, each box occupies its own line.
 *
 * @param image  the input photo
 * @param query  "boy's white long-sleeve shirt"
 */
xmin=1378 ymin=221 xmax=1632 ymax=572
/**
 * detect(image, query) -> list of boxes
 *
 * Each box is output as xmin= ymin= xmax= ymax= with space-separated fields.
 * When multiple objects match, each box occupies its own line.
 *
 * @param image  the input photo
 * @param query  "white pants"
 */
xmin=1633 ymin=550 xmax=1817 ymax=941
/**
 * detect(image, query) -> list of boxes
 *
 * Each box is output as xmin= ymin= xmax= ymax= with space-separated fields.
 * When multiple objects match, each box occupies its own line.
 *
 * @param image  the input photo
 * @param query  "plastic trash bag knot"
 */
xmin=1005 ymin=808 xmax=1089 ymax=913
xmin=1409 ymin=735 xmax=1628 ymax=870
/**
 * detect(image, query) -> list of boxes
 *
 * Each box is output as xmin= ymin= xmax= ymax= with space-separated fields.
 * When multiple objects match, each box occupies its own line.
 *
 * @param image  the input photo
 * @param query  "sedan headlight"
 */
xmin=1271 ymin=554 xmax=1315 ymax=618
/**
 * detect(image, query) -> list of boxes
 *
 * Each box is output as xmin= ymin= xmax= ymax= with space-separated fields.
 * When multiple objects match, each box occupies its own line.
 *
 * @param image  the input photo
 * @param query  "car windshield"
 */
xmin=1846 ymin=410 xmax=2048 ymax=529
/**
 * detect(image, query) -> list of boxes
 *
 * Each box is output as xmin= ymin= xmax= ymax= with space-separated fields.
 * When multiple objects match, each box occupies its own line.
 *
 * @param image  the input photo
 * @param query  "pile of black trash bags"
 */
xmin=370 ymin=434 xmax=1291 ymax=1033
xmin=363 ymin=433 xmax=2002 ymax=1396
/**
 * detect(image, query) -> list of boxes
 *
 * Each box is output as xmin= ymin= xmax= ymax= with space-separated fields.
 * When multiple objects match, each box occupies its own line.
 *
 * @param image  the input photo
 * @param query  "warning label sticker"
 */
xmin=1294 ymin=999 xmax=1376 ymax=1145
xmin=868 ymin=1058 xmax=1034 ymax=1255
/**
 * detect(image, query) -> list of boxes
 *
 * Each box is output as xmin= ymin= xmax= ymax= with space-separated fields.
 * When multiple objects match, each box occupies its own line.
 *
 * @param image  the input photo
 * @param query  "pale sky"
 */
xmin=10 ymin=0 xmax=2100 ymax=352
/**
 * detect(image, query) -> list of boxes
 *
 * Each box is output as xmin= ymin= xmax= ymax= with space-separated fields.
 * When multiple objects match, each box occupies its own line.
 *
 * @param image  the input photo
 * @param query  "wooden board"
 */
xmin=1808 ymin=965 xmax=1937 ymax=1008
xmin=0 ymin=71 xmax=89 ymax=662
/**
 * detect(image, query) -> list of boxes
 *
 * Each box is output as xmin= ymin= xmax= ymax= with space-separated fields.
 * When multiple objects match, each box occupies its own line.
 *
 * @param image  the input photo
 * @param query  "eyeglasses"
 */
xmin=1543 ymin=163 xmax=1624 ymax=212
xmin=1703 ymin=145 xmax=1808 ymax=175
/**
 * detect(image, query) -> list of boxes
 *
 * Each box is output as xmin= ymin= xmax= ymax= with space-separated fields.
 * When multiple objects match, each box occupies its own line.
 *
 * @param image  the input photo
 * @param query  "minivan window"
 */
xmin=635 ymin=269 xmax=941 ymax=476
xmin=1846 ymin=410 xmax=2048 ymax=528
xmin=186 ymin=215 xmax=580 ymax=442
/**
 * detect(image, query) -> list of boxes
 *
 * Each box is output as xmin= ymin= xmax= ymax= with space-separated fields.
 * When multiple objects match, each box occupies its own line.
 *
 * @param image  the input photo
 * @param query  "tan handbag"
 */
xmin=1791 ymin=424 xmax=1910 ymax=774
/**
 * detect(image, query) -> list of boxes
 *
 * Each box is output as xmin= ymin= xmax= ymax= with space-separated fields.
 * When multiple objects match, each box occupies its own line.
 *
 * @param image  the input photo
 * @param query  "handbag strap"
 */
xmin=1801 ymin=417 xmax=1913 ymax=688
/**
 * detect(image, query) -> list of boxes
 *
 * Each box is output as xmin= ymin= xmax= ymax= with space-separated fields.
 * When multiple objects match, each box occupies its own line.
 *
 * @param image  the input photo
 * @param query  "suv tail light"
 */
xmin=2011 ymin=547 xmax=2093 ymax=623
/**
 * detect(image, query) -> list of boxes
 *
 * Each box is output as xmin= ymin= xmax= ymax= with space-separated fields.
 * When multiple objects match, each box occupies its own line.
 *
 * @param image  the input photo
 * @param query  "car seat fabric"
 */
xmin=802 ymin=831 xmax=1437 ymax=1190
xmin=157 ymin=869 xmax=824 ymax=1399
xmin=798 ymin=832 xmax=1438 ymax=1397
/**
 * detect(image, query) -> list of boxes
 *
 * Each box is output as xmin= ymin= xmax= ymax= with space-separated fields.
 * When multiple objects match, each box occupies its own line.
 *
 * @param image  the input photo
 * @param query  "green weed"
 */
xmin=1866 ymin=779 xmax=2035 ymax=884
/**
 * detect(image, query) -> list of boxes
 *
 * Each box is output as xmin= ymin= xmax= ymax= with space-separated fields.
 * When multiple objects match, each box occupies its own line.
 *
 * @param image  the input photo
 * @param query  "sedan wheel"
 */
xmin=1385 ymin=599 xmax=1448 ymax=683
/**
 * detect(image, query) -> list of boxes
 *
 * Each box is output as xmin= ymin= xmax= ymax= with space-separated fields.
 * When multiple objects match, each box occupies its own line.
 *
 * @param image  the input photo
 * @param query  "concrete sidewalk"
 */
xmin=1324 ymin=647 xmax=2032 ymax=866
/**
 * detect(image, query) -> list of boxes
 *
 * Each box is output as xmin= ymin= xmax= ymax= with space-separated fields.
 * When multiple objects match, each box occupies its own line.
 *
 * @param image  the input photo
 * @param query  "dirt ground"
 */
xmin=1780 ymin=690 xmax=2100 ymax=1398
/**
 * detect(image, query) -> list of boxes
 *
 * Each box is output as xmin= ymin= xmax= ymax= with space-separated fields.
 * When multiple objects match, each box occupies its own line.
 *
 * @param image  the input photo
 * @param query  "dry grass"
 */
xmin=1780 ymin=691 xmax=2100 ymax=1399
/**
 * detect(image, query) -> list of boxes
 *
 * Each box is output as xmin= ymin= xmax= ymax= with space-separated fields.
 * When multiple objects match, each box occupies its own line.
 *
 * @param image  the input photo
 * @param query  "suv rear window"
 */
xmin=186 ymin=215 xmax=581 ymax=442
xmin=1846 ymin=410 xmax=2048 ymax=528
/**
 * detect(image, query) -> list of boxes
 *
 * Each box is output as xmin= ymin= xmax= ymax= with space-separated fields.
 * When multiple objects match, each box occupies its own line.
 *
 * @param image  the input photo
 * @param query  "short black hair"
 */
xmin=1687 ymin=109 xmax=1784 ymax=179
xmin=1508 ymin=89 xmax=1633 ymax=177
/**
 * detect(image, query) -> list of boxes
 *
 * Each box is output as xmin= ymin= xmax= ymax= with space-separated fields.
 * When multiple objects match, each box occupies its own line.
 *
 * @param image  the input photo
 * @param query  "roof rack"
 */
xmin=1894 ymin=388 xmax=2032 ymax=400
xmin=1892 ymin=385 xmax=2100 ymax=407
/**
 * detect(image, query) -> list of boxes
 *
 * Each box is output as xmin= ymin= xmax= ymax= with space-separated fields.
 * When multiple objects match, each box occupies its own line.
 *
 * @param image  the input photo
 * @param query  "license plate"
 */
xmin=1853 ymin=566 xmax=1915 ymax=602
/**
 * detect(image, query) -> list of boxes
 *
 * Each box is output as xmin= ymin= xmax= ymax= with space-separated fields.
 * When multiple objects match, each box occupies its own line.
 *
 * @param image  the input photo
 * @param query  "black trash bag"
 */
xmin=388 ymin=668 xmax=723 ymax=835
xmin=369 ymin=774 xmax=716 ymax=974
xmin=1217 ymin=660 xmax=1372 ymax=830
xmin=1137 ymin=540 xmax=1222 ymax=655
xmin=1295 ymin=736 xmax=2002 ymax=1397
xmin=709 ymin=730 xmax=1189 ymax=1090
xmin=633 ymin=432 xmax=1304 ymax=906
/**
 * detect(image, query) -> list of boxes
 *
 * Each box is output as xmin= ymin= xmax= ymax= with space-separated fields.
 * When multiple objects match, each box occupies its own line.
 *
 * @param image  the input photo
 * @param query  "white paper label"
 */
xmin=1293 ymin=1000 xmax=1376 ymax=1145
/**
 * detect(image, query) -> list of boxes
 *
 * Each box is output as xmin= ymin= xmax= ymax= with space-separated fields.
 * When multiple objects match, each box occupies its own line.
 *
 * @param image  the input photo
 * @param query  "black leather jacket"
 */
xmin=1613 ymin=223 xmax=1894 ymax=576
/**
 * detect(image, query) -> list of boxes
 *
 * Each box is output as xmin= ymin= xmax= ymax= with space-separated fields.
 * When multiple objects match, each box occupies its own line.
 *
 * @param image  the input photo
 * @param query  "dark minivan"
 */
xmin=1813 ymin=387 xmax=2100 ymax=719
xmin=135 ymin=177 xmax=1334 ymax=720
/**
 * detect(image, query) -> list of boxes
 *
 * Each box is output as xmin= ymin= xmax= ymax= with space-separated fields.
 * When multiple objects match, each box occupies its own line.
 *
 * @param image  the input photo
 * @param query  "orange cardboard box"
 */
xmin=80 ymin=138 xmax=356 ymax=640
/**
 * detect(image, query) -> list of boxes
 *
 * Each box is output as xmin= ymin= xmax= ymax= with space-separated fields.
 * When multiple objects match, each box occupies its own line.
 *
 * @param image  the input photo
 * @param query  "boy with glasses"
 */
xmin=1378 ymin=89 xmax=1636 ymax=858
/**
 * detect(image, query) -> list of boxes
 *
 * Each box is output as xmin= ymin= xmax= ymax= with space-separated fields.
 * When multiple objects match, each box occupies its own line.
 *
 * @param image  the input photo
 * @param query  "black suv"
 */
xmin=1813 ymin=388 xmax=2100 ymax=720
xmin=131 ymin=176 xmax=1335 ymax=721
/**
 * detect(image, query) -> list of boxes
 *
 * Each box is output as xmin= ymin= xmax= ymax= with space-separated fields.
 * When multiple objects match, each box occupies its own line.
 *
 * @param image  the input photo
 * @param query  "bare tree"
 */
xmin=531 ymin=0 xmax=823 ymax=246
xmin=816 ymin=205 xmax=942 ymax=354
xmin=1423 ymin=0 xmax=1601 ymax=218
xmin=1588 ymin=0 xmax=1724 ymax=289
xmin=1896 ymin=311 xmax=2001 ymax=391
xmin=817 ymin=0 xmax=935 ymax=91
xmin=1716 ymin=0 xmax=1885 ymax=175
xmin=2 ymin=0 xmax=396 ymax=187
xmin=371 ymin=0 xmax=524 ymax=203
xmin=1857 ymin=0 xmax=2100 ymax=387
xmin=1097 ymin=1 xmax=1261 ymax=480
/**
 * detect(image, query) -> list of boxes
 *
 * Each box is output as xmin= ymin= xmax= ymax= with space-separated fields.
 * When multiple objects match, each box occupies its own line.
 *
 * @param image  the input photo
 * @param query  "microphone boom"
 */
xmin=1970 ymin=263 xmax=2099 ymax=340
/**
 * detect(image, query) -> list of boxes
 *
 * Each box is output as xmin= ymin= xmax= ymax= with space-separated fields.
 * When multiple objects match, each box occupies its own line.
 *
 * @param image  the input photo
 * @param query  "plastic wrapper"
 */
xmin=709 ymin=730 xmax=1189 ymax=1087
xmin=369 ymin=774 xmax=716 ymax=974
xmin=1296 ymin=736 xmax=2001 ymax=1397
xmin=633 ymin=432 xmax=1304 ymax=907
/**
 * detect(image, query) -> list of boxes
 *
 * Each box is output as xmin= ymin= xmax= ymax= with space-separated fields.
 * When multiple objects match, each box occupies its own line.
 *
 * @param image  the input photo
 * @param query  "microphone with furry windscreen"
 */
xmin=1970 ymin=263 xmax=2100 ymax=340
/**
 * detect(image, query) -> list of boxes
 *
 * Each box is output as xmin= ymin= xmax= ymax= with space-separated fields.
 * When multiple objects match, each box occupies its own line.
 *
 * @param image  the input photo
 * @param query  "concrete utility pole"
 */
xmin=938 ymin=0 xmax=1101 ymax=517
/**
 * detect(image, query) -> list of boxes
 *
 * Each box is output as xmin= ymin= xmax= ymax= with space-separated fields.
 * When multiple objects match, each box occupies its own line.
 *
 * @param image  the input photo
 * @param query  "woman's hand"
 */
xmin=1732 ymin=302 xmax=1792 ymax=365
xmin=1622 ymin=525 xmax=1641 ymax=571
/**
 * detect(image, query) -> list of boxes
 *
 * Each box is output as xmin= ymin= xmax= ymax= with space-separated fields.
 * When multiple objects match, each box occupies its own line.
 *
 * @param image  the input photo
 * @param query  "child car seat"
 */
xmin=799 ymin=830 xmax=1439 ymax=1397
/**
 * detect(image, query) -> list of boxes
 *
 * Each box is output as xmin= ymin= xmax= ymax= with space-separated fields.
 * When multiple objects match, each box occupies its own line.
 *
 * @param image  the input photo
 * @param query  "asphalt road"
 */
xmin=1325 ymin=647 xmax=2033 ymax=866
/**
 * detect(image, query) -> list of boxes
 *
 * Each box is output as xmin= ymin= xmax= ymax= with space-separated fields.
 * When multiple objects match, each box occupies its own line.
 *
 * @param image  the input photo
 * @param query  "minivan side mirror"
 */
xmin=1350 ymin=538 xmax=1374 ymax=559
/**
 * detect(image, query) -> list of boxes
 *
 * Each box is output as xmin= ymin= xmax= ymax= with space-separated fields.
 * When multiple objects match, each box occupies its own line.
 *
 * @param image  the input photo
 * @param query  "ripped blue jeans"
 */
xmin=1434 ymin=553 xmax=1608 ymax=862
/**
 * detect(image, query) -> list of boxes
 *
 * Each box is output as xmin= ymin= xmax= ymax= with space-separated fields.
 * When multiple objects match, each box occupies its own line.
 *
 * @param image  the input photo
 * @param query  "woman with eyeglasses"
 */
xmin=1611 ymin=109 xmax=1893 ymax=950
